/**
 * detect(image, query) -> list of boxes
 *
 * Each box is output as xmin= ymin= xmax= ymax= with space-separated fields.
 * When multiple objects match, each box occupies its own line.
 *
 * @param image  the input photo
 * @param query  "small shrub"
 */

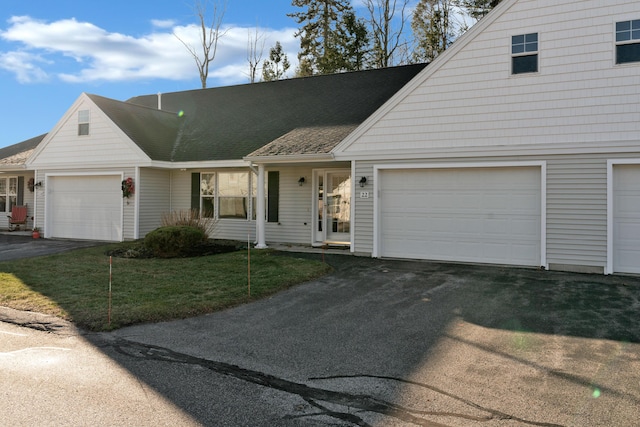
xmin=161 ymin=209 xmax=216 ymax=239
xmin=144 ymin=226 xmax=206 ymax=258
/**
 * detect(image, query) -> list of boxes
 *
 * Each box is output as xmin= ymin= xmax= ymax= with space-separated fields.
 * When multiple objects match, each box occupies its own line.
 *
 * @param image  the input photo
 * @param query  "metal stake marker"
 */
xmin=108 ymin=256 xmax=112 ymax=326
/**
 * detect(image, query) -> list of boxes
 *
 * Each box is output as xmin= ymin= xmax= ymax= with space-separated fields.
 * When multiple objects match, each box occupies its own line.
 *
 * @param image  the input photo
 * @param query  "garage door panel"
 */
xmin=613 ymin=165 xmax=640 ymax=273
xmin=48 ymin=176 xmax=122 ymax=241
xmin=379 ymin=167 xmax=541 ymax=266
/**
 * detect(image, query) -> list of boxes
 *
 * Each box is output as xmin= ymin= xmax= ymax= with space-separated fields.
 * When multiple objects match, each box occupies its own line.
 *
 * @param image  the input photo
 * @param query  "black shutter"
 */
xmin=191 ymin=173 xmax=200 ymax=212
xmin=267 ymin=171 xmax=279 ymax=223
xmin=17 ymin=176 xmax=24 ymax=206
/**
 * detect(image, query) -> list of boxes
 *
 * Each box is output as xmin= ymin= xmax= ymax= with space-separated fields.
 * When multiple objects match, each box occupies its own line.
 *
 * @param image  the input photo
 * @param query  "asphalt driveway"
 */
xmin=0 ymin=234 xmax=104 ymax=261
xmin=2 ymin=250 xmax=640 ymax=426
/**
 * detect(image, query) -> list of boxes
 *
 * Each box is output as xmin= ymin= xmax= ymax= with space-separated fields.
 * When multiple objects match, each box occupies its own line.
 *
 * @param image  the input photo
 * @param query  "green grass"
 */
xmin=0 ymin=244 xmax=332 ymax=331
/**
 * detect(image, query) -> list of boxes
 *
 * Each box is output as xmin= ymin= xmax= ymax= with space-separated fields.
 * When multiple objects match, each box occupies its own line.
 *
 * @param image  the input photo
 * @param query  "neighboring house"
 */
xmin=12 ymin=64 xmax=426 ymax=245
xmin=0 ymin=134 xmax=44 ymax=230
xmin=330 ymin=0 xmax=640 ymax=275
xmin=2 ymin=0 xmax=639 ymax=275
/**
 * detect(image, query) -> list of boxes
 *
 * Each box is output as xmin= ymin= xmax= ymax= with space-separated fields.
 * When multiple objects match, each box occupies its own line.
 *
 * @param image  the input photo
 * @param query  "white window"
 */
xmin=200 ymin=173 xmax=216 ymax=218
xmin=78 ymin=110 xmax=90 ymax=136
xmin=218 ymin=172 xmax=250 ymax=219
xmin=512 ymin=33 xmax=538 ymax=74
xmin=616 ymin=20 xmax=640 ymax=64
xmin=0 ymin=177 xmax=18 ymax=213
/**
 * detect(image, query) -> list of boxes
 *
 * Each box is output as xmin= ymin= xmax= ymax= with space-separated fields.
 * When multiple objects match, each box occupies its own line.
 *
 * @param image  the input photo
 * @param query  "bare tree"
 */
xmin=362 ymin=0 xmax=411 ymax=68
xmin=175 ymin=0 xmax=227 ymax=89
xmin=246 ymin=26 xmax=266 ymax=83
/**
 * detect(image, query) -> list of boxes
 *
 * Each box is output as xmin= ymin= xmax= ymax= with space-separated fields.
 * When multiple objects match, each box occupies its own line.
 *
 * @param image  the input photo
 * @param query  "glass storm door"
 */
xmin=316 ymin=170 xmax=351 ymax=244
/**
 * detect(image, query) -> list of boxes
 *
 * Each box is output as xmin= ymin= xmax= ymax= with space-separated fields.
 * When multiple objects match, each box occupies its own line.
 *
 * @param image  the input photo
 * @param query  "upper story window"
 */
xmin=512 ymin=33 xmax=538 ymax=74
xmin=78 ymin=110 xmax=90 ymax=136
xmin=616 ymin=20 xmax=640 ymax=64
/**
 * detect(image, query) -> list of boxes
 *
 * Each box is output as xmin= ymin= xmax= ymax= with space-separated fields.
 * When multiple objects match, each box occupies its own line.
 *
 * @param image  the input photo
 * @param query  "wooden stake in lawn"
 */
xmin=247 ymin=234 xmax=251 ymax=298
xmin=108 ymin=256 xmax=112 ymax=326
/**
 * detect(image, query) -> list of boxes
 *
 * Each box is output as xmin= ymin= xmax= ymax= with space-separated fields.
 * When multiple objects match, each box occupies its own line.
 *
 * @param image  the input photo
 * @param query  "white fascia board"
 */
xmin=149 ymin=160 xmax=250 ymax=169
xmin=333 ymin=140 xmax=640 ymax=162
xmin=243 ymin=153 xmax=335 ymax=164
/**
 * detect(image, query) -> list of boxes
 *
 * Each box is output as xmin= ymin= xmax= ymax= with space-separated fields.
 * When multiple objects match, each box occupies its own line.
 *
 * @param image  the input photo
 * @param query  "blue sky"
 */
xmin=0 ymin=0 xmax=305 ymax=148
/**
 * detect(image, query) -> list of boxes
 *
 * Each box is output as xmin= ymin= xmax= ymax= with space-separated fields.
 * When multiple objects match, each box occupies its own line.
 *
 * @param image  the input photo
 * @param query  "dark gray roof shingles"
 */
xmin=1 ymin=64 xmax=427 ymax=165
xmin=127 ymin=63 xmax=427 ymax=162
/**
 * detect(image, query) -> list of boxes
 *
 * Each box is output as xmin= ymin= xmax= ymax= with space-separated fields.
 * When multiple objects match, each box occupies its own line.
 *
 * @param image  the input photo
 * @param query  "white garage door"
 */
xmin=613 ymin=165 xmax=640 ymax=274
xmin=378 ymin=167 xmax=541 ymax=266
xmin=48 ymin=175 xmax=123 ymax=241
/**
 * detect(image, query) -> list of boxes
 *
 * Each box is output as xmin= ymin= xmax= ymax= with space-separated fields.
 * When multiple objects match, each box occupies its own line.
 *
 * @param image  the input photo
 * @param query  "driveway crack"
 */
xmin=105 ymin=337 xmax=565 ymax=427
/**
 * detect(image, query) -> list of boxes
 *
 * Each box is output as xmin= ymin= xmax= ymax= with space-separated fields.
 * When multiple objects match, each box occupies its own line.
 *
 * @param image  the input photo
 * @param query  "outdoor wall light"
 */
xmin=298 ymin=177 xmax=306 ymax=186
xmin=359 ymin=176 xmax=367 ymax=187
xmin=34 ymin=181 xmax=43 ymax=188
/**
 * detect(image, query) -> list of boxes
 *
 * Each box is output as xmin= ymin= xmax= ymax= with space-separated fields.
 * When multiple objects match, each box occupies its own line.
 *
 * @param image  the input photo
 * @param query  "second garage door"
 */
xmin=378 ymin=166 xmax=542 ymax=266
xmin=47 ymin=175 xmax=123 ymax=241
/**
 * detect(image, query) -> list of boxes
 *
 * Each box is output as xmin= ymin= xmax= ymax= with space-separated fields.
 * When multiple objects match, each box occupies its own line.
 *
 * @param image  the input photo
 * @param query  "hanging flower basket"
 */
xmin=122 ymin=177 xmax=135 ymax=199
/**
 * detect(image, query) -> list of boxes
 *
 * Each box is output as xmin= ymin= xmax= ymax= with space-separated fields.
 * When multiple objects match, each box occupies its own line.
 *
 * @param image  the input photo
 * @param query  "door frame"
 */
xmin=311 ymin=168 xmax=352 ymax=247
xmin=607 ymin=159 xmax=640 ymax=274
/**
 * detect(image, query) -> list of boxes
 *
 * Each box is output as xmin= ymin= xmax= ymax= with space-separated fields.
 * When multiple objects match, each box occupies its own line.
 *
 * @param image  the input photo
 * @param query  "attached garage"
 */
xmin=611 ymin=164 xmax=640 ymax=274
xmin=46 ymin=175 xmax=123 ymax=241
xmin=375 ymin=164 xmax=544 ymax=267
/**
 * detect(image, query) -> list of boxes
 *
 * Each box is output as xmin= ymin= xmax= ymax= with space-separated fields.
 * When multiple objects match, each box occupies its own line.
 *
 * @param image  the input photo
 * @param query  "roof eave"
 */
xmin=244 ymin=153 xmax=335 ymax=164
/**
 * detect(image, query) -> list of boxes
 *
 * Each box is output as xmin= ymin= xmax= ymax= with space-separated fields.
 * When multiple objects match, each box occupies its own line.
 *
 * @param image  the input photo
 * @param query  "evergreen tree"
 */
xmin=338 ymin=11 xmax=370 ymax=71
xmin=411 ymin=0 xmax=455 ymax=63
xmin=455 ymin=0 xmax=502 ymax=21
xmin=289 ymin=0 xmax=368 ymax=75
xmin=262 ymin=42 xmax=291 ymax=81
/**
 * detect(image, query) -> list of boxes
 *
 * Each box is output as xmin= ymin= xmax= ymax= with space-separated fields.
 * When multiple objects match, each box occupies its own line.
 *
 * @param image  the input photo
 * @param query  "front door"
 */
xmin=314 ymin=170 xmax=351 ymax=245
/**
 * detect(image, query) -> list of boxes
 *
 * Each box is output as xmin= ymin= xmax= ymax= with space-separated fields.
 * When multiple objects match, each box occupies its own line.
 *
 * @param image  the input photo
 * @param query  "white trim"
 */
xmin=606 ymin=158 xmax=640 ymax=275
xmin=350 ymin=161 xmax=356 ymax=253
xmin=373 ymin=161 xmax=547 ymax=269
xmin=134 ymin=167 xmax=140 ymax=240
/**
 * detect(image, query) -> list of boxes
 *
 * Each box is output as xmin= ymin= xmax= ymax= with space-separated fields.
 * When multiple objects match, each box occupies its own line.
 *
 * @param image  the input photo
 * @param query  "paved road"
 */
xmin=2 ymin=254 xmax=640 ymax=426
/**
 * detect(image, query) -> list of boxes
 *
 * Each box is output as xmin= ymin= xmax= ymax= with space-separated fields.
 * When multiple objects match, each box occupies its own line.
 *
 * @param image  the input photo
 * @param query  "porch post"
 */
xmin=255 ymin=163 xmax=267 ymax=249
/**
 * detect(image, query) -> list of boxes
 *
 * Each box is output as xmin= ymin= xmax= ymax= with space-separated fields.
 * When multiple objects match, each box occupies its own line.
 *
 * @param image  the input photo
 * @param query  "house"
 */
xmin=329 ymin=0 xmax=640 ymax=275
xmin=2 ymin=0 xmax=639 ymax=275
xmin=5 ymin=64 xmax=426 ymax=246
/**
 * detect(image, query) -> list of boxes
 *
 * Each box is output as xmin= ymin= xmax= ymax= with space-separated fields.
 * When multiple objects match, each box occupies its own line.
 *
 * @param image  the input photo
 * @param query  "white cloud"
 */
xmin=0 ymin=50 xmax=49 ymax=83
xmin=0 ymin=15 xmax=299 ymax=86
xmin=151 ymin=19 xmax=176 ymax=29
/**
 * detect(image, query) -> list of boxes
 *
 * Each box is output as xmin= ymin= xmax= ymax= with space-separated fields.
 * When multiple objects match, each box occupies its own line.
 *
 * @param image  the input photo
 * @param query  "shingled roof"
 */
xmin=1 ymin=64 xmax=427 ymax=166
xmin=126 ymin=63 xmax=427 ymax=162
xmin=0 ymin=133 xmax=46 ymax=167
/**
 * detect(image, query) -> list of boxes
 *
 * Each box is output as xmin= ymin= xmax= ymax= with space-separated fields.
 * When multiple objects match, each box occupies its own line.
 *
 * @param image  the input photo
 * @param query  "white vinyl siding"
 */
xmin=167 ymin=166 xmax=333 ymax=245
xmin=546 ymin=157 xmax=607 ymax=268
xmin=29 ymin=96 xmax=149 ymax=168
xmin=341 ymin=0 xmax=640 ymax=156
xmin=263 ymin=167 xmax=315 ymax=244
xmin=138 ymin=168 xmax=171 ymax=237
xmin=353 ymin=161 xmax=374 ymax=254
xmin=353 ymin=154 xmax=639 ymax=273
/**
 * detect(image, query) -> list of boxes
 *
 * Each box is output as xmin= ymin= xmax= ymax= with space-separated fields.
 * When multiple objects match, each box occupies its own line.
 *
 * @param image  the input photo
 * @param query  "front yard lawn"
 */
xmin=0 ymin=243 xmax=332 ymax=331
